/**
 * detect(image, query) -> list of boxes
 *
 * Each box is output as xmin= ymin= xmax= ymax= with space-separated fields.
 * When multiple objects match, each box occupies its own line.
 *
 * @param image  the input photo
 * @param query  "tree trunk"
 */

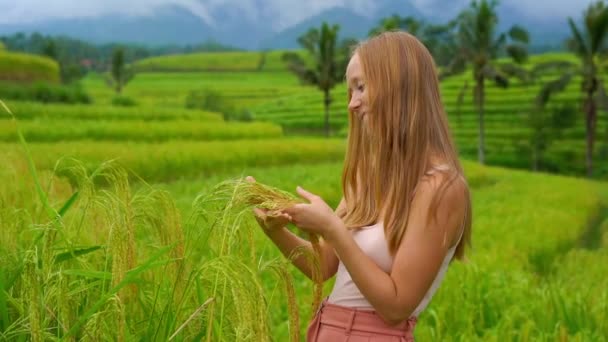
xmin=475 ymin=77 xmax=486 ymax=164
xmin=584 ymin=91 xmax=597 ymax=177
xmin=323 ymin=90 xmax=331 ymax=137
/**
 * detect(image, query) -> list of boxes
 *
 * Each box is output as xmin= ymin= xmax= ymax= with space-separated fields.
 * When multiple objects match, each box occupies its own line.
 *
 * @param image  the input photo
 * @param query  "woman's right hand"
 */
xmin=246 ymin=176 xmax=292 ymax=232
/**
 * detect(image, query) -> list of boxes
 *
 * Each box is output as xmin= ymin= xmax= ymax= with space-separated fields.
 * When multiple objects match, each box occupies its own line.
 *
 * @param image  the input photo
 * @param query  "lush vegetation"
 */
xmin=0 ymin=32 xmax=239 ymax=72
xmin=0 ymin=51 xmax=60 ymax=83
xmin=0 ymin=120 xmax=284 ymax=142
xmin=1 ymin=0 xmax=608 ymax=341
xmin=0 ymin=82 xmax=91 ymax=104
xmin=2 ymin=152 xmax=607 ymax=340
xmin=4 ymin=101 xmax=223 ymax=122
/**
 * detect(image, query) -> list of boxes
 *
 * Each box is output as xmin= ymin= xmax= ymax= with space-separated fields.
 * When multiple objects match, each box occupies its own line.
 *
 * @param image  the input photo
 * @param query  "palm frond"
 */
xmin=506 ymin=44 xmax=528 ymax=63
xmin=282 ymin=52 xmax=318 ymax=85
xmin=587 ymin=2 xmax=608 ymax=53
xmin=439 ymin=55 xmax=467 ymax=80
xmin=536 ymin=72 xmax=575 ymax=107
xmin=482 ymin=65 xmax=508 ymax=88
xmin=531 ymin=61 xmax=577 ymax=79
xmin=491 ymin=33 xmax=507 ymax=58
xmin=297 ymin=28 xmax=320 ymax=56
xmin=500 ymin=63 xmax=531 ymax=84
xmin=508 ymin=25 xmax=530 ymax=44
xmin=568 ymin=17 xmax=589 ymax=57
xmin=598 ymin=82 xmax=608 ymax=112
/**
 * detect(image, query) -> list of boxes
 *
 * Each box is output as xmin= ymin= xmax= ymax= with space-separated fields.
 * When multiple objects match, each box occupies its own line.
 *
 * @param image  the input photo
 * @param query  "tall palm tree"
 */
xmin=535 ymin=0 xmax=608 ymax=176
xmin=446 ymin=0 xmax=530 ymax=164
xmin=282 ymin=22 xmax=354 ymax=137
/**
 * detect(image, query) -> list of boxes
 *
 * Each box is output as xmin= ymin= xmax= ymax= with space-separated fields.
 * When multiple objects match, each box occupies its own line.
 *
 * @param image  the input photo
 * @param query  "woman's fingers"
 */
xmin=253 ymin=207 xmax=266 ymax=218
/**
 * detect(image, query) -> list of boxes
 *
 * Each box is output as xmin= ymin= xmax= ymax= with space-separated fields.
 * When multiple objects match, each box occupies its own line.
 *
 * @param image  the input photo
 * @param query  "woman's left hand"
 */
xmin=283 ymin=186 xmax=344 ymax=240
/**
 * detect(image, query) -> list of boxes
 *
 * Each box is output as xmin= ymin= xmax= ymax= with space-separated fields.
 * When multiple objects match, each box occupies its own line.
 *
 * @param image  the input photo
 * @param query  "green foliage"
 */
xmin=135 ymin=51 xmax=263 ymax=72
xmin=0 ymin=32 xmax=238 ymax=74
xmin=0 ymin=138 xmax=346 ymax=183
xmin=41 ymin=39 xmax=58 ymax=60
xmin=2 ymin=153 xmax=607 ymax=340
xmin=185 ymin=89 xmax=227 ymax=112
xmin=111 ymin=95 xmax=138 ymax=107
xmin=107 ymin=47 xmax=135 ymax=95
xmin=0 ymin=119 xmax=283 ymax=143
xmin=518 ymin=103 xmax=578 ymax=171
xmin=368 ymin=15 xmax=458 ymax=67
xmin=60 ymin=62 xmax=87 ymax=84
xmin=184 ymin=89 xmax=253 ymax=122
xmin=533 ymin=1 xmax=608 ymax=176
xmin=3 ymin=101 xmax=223 ymax=122
xmin=0 ymin=50 xmax=60 ymax=83
xmin=282 ymin=22 xmax=355 ymax=137
xmin=0 ymin=81 xmax=91 ymax=104
xmin=445 ymin=0 xmax=530 ymax=164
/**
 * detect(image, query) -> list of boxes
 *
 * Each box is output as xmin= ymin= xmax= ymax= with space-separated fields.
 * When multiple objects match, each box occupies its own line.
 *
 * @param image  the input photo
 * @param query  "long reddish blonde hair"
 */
xmin=340 ymin=31 xmax=471 ymax=260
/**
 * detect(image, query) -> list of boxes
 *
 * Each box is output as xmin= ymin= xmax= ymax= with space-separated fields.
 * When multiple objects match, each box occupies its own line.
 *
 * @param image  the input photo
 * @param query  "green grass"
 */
xmin=0 ymin=51 xmax=60 ymax=83
xmin=2 ymin=155 xmax=607 ymax=341
xmin=0 ymin=138 xmax=346 ymax=183
xmin=0 ymin=119 xmax=283 ymax=142
xmin=134 ymin=51 xmax=266 ymax=72
xmin=3 ymin=101 xmax=223 ymax=122
xmin=133 ymin=49 xmax=310 ymax=73
xmin=1 ymin=49 xmax=607 ymax=340
xmin=81 ymin=72 xmax=302 ymax=108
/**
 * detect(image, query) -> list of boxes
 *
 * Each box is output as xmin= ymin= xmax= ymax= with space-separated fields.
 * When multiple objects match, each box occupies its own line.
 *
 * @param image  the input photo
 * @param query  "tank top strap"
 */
xmin=424 ymin=163 xmax=451 ymax=175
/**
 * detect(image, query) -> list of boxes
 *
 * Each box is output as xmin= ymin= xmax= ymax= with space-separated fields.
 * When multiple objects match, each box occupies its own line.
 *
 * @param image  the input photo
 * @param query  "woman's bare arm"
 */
xmin=326 ymin=176 xmax=466 ymax=325
xmin=263 ymin=198 xmax=344 ymax=281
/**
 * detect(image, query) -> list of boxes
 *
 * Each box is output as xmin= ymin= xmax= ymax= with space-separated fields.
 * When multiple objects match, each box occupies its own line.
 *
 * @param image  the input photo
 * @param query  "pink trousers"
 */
xmin=306 ymin=300 xmax=417 ymax=342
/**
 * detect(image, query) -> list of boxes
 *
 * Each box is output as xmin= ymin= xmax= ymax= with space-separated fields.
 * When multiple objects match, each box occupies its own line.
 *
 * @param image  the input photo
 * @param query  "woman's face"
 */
xmin=346 ymin=53 xmax=369 ymax=123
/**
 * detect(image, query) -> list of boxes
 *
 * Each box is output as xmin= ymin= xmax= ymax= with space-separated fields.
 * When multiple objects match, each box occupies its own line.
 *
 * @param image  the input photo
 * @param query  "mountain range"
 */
xmin=0 ymin=1 xmax=573 ymax=50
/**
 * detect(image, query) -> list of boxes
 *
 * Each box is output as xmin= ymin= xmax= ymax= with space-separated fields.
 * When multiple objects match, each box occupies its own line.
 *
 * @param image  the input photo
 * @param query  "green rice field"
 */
xmin=1 ymin=48 xmax=607 ymax=341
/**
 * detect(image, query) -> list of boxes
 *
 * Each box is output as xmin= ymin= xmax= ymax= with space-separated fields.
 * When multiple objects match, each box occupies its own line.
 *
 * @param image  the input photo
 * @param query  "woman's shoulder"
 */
xmin=419 ymin=162 xmax=466 ymax=192
xmin=414 ymin=165 xmax=468 ymax=245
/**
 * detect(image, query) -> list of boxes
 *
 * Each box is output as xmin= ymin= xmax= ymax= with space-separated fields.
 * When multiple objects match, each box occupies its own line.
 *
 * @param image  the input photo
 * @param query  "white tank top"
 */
xmin=327 ymin=222 xmax=463 ymax=317
xmin=327 ymin=164 xmax=464 ymax=318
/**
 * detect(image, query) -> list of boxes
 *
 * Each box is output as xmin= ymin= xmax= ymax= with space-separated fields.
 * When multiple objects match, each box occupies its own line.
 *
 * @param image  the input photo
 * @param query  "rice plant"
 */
xmin=1 ymin=101 xmax=314 ymax=341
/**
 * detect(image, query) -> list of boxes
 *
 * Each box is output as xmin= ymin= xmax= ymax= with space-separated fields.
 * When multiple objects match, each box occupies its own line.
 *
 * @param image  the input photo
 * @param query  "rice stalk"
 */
xmin=80 ymin=298 xmax=116 ymax=342
xmin=22 ymin=249 xmax=42 ymax=342
xmin=199 ymin=256 xmax=271 ymax=341
xmin=262 ymin=260 xmax=300 ymax=342
xmin=134 ymin=189 xmax=186 ymax=296
xmin=196 ymin=177 xmax=324 ymax=336
xmin=308 ymin=233 xmax=323 ymax=316
xmin=97 ymin=166 xmax=137 ymax=303
xmin=0 ymin=100 xmax=57 ymax=221
xmin=168 ymin=297 xmax=214 ymax=341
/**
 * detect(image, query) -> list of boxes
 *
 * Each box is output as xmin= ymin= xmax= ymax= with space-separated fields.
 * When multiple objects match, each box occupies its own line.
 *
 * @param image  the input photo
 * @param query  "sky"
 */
xmin=0 ymin=0 xmax=598 ymax=31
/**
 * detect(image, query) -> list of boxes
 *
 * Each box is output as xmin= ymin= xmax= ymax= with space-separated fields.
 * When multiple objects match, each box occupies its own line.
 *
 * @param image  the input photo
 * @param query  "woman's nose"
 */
xmin=348 ymin=97 xmax=361 ymax=112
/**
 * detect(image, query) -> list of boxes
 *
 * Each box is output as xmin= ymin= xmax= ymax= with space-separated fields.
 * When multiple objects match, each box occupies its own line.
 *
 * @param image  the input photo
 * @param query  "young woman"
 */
xmin=248 ymin=31 xmax=472 ymax=341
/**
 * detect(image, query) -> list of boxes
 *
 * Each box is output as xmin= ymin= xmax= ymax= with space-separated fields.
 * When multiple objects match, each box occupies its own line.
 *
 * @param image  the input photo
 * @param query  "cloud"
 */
xmin=255 ymin=0 xmax=377 ymax=31
xmin=409 ymin=0 xmax=597 ymax=20
xmin=503 ymin=0 xmax=597 ymax=19
xmin=0 ymin=0 xmax=599 ymax=28
xmin=0 ymin=0 xmax=215 ymax=25
xmin=0 ymin=0 xmax=377 ymax=29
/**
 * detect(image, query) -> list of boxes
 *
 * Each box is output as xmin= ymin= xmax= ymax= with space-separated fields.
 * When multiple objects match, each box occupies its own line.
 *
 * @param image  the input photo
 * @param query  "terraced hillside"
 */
xmin=112 ymin=51 xmax=608 ymax=177
xmin=1 ymin=54 xmax=607 ymax=339
xmin=0 ymin=50 xmax=60 ymax=83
